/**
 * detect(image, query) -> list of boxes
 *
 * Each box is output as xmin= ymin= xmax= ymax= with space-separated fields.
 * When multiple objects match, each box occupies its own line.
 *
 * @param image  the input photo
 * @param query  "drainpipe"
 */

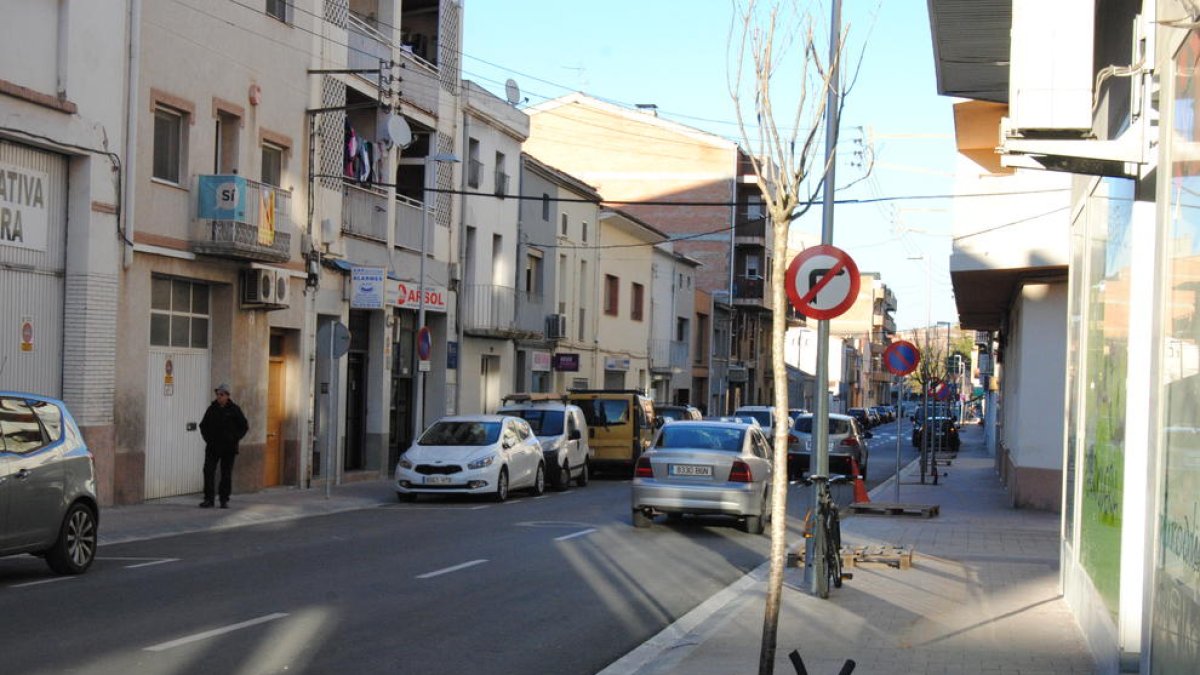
xmin=455 ymin=109 xmax=469 ymax=414
xmin=56 ymin=0 xmax=69 ymax=100
xmin=122 ymin=0 xmax=142 ymax=269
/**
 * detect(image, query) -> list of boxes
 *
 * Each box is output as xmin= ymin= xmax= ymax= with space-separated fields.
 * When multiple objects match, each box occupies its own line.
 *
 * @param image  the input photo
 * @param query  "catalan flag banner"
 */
xmin=258 ymin=189 xmax=276 ymax=245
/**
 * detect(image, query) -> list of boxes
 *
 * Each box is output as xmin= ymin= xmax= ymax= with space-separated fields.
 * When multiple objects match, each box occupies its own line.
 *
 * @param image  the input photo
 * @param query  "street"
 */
xmin=0 ymin=422 xmax=914 ymax=675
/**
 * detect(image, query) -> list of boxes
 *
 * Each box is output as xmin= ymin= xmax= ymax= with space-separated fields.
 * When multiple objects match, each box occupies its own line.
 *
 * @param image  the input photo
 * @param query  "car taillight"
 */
xmin=840 ymin=437 xmax=859 ymax=447
xmin=729 ymin=460 xmax=752 ymax=483
xmin=787 ymin=434 xmax=799 ymax=445
xmin=635 ymin=456 xmax=654 ymax=478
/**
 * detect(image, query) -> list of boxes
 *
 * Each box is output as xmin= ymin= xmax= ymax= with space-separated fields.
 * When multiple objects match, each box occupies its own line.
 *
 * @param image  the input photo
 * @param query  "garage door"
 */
xmin=0 ymin=141 xmax=66 ymax=396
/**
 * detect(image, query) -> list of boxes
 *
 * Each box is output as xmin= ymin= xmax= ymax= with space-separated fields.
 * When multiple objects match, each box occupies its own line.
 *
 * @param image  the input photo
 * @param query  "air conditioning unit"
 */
xmin=273 ymin=270 xmax=291 ymax=308
xmin=242 ymin=268 xmax=276 ymax=306
xmin=545 ymin=313 xmax=567 ymax=339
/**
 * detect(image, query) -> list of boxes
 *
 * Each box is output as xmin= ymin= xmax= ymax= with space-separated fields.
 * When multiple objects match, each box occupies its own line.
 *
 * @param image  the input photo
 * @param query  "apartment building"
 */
xmin=595 ymin=210 xmax=664 ymax=391
xmin=523 ymin=93 xmax=774 ymax=412
xmin=828 ymin=272 xmax=898 ymax=407
xmin=0 ymin=1 xmax=127 ymax=504
xmin=649 ymin=247 xmax=698 ymax=404
xmin=515 ymin=154 xmax=602 ymax=393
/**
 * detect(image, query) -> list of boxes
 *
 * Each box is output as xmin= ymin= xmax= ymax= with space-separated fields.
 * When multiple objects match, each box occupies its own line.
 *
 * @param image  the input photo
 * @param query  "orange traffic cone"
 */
xmin=850 ymin=457 xmax=870 ymax=503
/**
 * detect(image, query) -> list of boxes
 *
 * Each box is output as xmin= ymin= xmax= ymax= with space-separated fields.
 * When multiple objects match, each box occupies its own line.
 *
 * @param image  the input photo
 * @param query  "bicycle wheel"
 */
xmin=825 ymin=508 xmax=843 ymax=589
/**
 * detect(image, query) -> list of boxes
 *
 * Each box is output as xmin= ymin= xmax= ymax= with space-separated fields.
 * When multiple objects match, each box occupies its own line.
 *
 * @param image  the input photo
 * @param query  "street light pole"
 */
xmin=413 ymin=152 xmax=459 ymax=441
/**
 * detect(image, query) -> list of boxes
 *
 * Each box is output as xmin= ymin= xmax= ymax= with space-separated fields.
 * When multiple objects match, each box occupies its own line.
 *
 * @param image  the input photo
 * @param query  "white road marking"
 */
xmin=10 ymin=577 xmax=73 ymax=588
xmin=144 ymin=613 xmax=289 ymax=652
xmin=416 ymin=559 xmax=488 ymax=579
xmin=125 ymin=558 xmax=180 ymax=569
xmin=554 ymin=528 xmax=597 ymax=542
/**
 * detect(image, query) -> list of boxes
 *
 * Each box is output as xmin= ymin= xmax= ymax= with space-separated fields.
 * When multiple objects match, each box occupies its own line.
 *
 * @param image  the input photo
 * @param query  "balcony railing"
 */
xmin=467 ymin=159 xmax=483 ymax=188
xmin=394 ymin=194 xmax=432 ymax=252
xmin=733 ymin=275 xmax=767 ymax=305
xmin=347 ymin=13 xmax=390 ymax=86
xmin=462 ymin=284 xmax=532 ymax=338
xmin=396 ymin=48 xmax=439 ymax=114
xmin=734 ymin=214 xmax=766 ymax=240
xmin=192 ymin=176 xmax=292 ymax=262
xmin=650 ymin=339 xmax=690 ymax=371
xmin=343 ymin=183 xmax=389 ymax=241
xmin=494 ymin=171 xmax=509 ymax=197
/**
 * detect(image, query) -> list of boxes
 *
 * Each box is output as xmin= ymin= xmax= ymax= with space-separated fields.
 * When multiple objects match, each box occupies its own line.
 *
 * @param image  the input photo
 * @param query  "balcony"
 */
xmin=394 ymin=194 xmax=433 ymax=252
xmin=347 ymin=13 xmax=390 ymax=88
xmin=192 ymin=176 xmax=292 ymax=263
xmin=462 ymin=284 xmax=537 ymax=339
xmin=342 ymin=184 xmax=389 ymax=242
xmin=734 ymin=212 xmax=766 ymax=243
xmin=732 ymin=275 xmax=770 ymax=309
xmin=395 ymin=48 xmax=440 ymax=116
xmin=650 ymin=340 xmax=689 ymax=372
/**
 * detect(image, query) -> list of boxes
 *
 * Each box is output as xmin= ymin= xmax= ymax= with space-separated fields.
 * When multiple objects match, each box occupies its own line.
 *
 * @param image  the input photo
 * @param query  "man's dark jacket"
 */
xmin=200 ymin=400 xmax=249 ymax=455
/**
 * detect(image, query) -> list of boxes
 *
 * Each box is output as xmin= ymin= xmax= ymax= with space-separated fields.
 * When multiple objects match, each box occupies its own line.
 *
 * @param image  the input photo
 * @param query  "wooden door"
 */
xmin=264 ymin=358 xmax=284 ymax=486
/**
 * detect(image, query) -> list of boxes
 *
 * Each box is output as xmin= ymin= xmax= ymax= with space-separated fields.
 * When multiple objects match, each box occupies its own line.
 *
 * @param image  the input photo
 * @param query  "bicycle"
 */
xmin=802 ymin=473 xmax=850 ymax=597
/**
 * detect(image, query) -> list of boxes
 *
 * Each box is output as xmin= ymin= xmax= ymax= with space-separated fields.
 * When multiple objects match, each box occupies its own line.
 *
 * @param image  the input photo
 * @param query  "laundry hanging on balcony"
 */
xmin=344 ymin=120 xmax=380 ymax=186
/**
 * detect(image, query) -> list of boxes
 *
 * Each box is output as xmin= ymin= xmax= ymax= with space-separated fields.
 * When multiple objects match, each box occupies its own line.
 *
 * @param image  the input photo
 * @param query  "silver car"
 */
xmin=630 ymin=421 xmax=773 ymax=534
xmin=0 ymin=393 xmax=98 ymax=574
xmin=788 ymin=413 xmax=871 ymax=480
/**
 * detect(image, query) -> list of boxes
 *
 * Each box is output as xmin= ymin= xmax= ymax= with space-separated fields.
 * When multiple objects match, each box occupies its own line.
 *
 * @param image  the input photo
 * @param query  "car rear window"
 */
xmin=656 ymin=425 xmax=744 ymax=452
xmin=419 ymin=421 xmax=501 ymax=446
xmin=793 ymin=417 xmax=850 ymax=434
xmin=580 ymin=400 xmax=629 ymax=427
xmin=735 ymin=410 xmax=773 ymax=427
xmin=506 ymin=409 xmax=564 ymax=435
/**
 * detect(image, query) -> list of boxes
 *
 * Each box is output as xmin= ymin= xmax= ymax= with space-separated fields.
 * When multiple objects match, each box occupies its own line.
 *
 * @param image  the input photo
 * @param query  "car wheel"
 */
xmin=743 ymin=513 xmax=764 ymax=535
xmin=531 ymin=463 xmax=546 ymax=496
xmin=575 ymin=460 xmax=590 ymax=487
xmin=493 ymin=468 xmax=510 ymax=502
xmin=632 ymin=508 xmax=653 ymax=528
xmin=556 ymin=460 xmax=572 ymax=491
xmin=45 ymin=502 xmax=98 ymax=575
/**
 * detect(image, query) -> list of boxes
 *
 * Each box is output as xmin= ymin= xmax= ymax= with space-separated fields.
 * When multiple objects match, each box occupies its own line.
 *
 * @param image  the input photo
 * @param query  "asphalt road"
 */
xmin=0 ymin=421 xmax=916 ymax=675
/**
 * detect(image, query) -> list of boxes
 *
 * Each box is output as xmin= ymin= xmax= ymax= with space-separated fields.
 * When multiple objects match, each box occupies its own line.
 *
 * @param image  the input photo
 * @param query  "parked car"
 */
xmin=654 ymin=404 xmax=703 ymax=424
xmin=498 ymin=394 xmax=591 ymax=490
xmin=847 ymin=407 xmax=872 ymax=429
xmin=0 ymin=393 xmax=98 ymax=575
xmin=631 ymin=421 xmax=774 ymax=534
xmin=567 ymin=389 xmax=656 ymax=472
xmin=787 ymin=413 xmax=871 ymax=479
xmin=871 ymin=406 xmax=892 ymax=423
xmin=912 ymin=416 xmax=961 ymax=452
xmin=704 ymin=415 xmax=762 ymax=428
xmin=395 ymin=415 xmax=546 ymax=502
xmin=732 ymin=405 xmax=792 ymax=443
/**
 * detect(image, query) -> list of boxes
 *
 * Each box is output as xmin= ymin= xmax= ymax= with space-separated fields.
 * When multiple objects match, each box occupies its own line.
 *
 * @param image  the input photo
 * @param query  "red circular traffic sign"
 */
xmin=784 ymin=245 xmax=861 ymax=320
xmin=883 ymin=340 xmax=920 ymax=376
xmin=933 ymin=380 xmax=951 ymax=401
xmin=416 ymin=326 xmax=432 ymax=360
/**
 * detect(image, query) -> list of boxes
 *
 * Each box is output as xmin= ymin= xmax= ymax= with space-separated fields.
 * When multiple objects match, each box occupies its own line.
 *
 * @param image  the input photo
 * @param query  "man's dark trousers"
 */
xmin=203 ymin=448 xmax=236 ymax=504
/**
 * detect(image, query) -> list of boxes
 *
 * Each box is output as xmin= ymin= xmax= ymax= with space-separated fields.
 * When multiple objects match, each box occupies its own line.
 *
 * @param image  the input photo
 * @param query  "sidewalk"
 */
xmin=602 ymin=423 xmax=1097 ymax=675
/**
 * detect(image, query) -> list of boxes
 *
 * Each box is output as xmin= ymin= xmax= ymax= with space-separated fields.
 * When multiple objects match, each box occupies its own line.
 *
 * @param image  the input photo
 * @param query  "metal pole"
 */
xmin=326 ymin=323 xmax=334 ymax=498
xmin=810 ymin=0 xmax=841 ymax=598
xmin=895 ymin=375 xmax=901 ymax=503
xmin=413 ymin=157 xmax=431 ymax=441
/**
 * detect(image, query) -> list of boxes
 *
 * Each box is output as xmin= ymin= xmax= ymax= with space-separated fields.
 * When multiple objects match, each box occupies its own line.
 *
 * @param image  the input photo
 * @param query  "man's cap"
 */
xmin=215 ymin=383 xmax=231 ymax=395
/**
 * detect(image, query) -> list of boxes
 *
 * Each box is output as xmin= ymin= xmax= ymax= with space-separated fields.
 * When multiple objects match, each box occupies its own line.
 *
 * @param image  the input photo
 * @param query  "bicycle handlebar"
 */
xmin=802 ymin=473 xmax=850 ymax=486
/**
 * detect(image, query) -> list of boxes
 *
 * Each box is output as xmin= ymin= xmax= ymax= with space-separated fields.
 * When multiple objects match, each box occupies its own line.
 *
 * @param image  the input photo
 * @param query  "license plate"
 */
xmin=670 ymin=464 xmax=712 ymax=477
xmin=425 ymin=475 xmax=452 ymax=485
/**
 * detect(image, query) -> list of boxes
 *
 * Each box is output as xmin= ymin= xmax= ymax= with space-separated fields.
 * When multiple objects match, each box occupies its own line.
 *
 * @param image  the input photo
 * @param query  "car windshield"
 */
xmin=418 ymin=421 xmax=501 ymax=446
xmin=793 ymin=417 xmax=851 ymax=434
xmin=656 ymin=425 xmax=744 ymax=452
xmin=737 ymin=410 xmax=773 ymax=427
xmin=506 ymin=409 xmax=564 ymax=435
xmin=580 ymin=399 xmax=629 ymax=426
xmin=657 ymin=408 xmax=686 ymax=421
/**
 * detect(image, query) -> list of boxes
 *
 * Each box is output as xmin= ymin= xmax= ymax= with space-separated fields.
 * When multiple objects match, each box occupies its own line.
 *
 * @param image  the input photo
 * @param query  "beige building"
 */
xmin=595 ymin=210 xmax=664 ymax=390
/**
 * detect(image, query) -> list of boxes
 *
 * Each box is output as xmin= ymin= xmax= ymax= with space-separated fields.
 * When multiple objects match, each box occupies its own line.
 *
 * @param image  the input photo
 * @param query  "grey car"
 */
xmin=0 ymin=393 xmax=98 ymax=574
xmin=630 ymin=421 xmax=773 ymax=534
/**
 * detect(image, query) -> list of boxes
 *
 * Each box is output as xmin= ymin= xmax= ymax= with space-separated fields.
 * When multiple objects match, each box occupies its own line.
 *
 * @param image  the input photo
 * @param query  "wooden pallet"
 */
xmin=786 ymin=545 xmax=913 ymax=570
xmin=845 ymin=501 xmax=939 ymax=518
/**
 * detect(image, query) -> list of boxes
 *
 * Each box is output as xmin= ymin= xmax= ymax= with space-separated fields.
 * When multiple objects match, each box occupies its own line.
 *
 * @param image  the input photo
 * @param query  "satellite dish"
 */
xmin=383 ymin=115 xmax=412 ymax=149
xmin=504 ymin=78 xmax=522 ymax=106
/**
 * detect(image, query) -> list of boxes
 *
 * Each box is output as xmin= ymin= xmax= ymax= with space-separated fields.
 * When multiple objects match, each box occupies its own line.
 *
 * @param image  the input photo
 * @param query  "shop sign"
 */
xmin=605 ymin=356 xmax=630 ymax=371
xmin=350 ymin=267 xmax=386 ymax=309
xmin=0 ymin=162 xmax=49 ymax=251
xmin=531 ymin=351 xmax=552 ymax=372
xmin=552 ymin=353 xmax=579 ymax=372
xmin=389 ymin=280 xmax=448 ymax=313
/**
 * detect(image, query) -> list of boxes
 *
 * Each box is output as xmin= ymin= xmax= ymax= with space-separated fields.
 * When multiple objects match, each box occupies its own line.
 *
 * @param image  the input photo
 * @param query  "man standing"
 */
xmin=199 ymin=383 xmax=249 ymax=509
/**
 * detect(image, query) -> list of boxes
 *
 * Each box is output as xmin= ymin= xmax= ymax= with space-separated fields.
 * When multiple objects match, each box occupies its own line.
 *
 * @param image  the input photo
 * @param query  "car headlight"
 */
xmin=468 ymin=454 xmax=496 ymax=470
xmin=398 ymin=456 xmax=413 ymax=470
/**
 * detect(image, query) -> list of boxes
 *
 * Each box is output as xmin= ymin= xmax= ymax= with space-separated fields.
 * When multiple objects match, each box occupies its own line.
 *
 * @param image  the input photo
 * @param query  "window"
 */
xmin=0 ymin=398 xmax=46 ymax=454
xmin=541 ymin=194 xmax=551 ymax=221
xmin=467 ymin=138 xmax=481 ymax=188
xmin=524 ymin=251 xmax=543 ymax=295
xmin=150 ymin=277 xmax=210 ymax=349
xmin=604 ymin=274 xmax=619 ymax=316
xmin=214 ymin=111 xmax=240 ymax=174
xmin=261 ymin=142 xmax=284 ymax=187
xmin=631 ymin=283 xmax=645 ymax=321
xmin=582 ymin=221 xmax=588 ymax=242
xmin=266 ymin=0 xmax=290 ymax=22
xmin=745 ymin=255 xmax=761 ymax=278
xmin=153 ymin=106 xmax=185 ymax=183
xmin=494 ymin=151 xmax=508 ymax=196
xmin=676 ymin=317 xmax=689 ymax=343
xmin=561 ymin=213 xmax=568 ymax=236
xmin=28 ymin=400 xmax=63 ymax=442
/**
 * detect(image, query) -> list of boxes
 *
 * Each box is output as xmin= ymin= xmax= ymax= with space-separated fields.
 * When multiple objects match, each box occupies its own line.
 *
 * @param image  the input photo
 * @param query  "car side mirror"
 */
xmin=569 ymin=429 xmax=582 ymax=441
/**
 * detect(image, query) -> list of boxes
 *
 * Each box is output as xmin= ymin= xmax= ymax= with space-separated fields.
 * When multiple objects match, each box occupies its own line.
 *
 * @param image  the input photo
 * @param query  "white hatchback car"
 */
xmin=395 ymin=415 xmax=546 ymax=502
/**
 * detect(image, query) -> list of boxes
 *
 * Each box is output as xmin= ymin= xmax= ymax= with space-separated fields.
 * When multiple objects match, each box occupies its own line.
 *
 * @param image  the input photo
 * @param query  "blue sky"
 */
xmin=462 ymin=1 xmax=959 ymax=331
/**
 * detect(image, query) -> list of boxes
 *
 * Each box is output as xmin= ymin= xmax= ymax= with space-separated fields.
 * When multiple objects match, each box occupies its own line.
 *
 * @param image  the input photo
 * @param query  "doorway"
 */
xmin=264 ymin=356 xmax=285 ymax=486
xmin=345 ymin=352 xmax=366 ymax=471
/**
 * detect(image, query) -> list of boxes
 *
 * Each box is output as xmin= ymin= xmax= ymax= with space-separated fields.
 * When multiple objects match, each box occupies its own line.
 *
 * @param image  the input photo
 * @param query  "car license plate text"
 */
xmin=670 ymin=464 xmax=712 ymax=477
xmin=425 ymin=475 xmax=452 ymax=485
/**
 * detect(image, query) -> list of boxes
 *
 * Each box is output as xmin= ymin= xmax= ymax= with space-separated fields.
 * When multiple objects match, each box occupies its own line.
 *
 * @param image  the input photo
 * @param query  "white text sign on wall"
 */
xmin=0 ymin=162 xmax=49 ymax=251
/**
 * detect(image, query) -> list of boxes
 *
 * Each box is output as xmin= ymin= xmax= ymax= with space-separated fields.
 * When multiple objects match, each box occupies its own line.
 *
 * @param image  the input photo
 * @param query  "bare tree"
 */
xmin=727 ymin=1 xmax=854 ymax=672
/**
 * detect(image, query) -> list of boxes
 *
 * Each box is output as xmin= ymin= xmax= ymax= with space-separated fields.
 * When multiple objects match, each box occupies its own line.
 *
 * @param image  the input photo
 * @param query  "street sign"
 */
xmin=883 ymin=340 xmax=920 ymax=376
xmin=317 ymin=320 xmax=351 ymax=359
xmin=784 ymin=244 xmax=861 ymax=320
xmin=416 ymin=326 xmax=432 ymax=361
xmin=933 ymin=380 xmax=951 ymax=401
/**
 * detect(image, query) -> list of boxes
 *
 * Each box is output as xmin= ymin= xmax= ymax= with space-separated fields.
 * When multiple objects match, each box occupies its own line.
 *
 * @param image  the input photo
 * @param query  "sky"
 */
xmin=462 ymin=0 xmax=960 ymax=332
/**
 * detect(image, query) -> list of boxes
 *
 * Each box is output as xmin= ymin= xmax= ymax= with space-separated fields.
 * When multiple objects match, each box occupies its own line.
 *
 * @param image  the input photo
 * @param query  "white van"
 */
xmin=497 ymin=394 xmax=592 ymax=489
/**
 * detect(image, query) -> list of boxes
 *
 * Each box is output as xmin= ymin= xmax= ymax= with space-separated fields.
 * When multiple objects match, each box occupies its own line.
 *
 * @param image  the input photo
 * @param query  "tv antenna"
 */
xmin=504 ymin=79 xmax=523 ymax=106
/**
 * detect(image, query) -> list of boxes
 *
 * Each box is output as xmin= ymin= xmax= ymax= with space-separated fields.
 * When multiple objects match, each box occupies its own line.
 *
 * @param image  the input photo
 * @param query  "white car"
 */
xmin=732 ymin=405 xmax=792 ymax=444
xmin=395 ymin=415 xmax=546 ymax=502
xmin=497 ymin=395 xmax=592 ymax=490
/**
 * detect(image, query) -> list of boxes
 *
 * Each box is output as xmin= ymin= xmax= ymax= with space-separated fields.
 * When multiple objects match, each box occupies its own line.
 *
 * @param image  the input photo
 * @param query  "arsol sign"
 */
xmin=389 ymin=281 xmax=448 ymax=313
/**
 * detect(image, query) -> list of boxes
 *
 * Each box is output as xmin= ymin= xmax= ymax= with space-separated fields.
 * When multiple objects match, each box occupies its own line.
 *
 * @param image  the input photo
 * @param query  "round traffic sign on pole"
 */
xmin=784 ymin=245 xmax=861 ymax=320
xmin=933 ymin=380 xmax=951 ymax=401
xmin=883 ymin=340 xmax=920 ymax=376
xmin=416 ymin=326 xmax=433 ymax=361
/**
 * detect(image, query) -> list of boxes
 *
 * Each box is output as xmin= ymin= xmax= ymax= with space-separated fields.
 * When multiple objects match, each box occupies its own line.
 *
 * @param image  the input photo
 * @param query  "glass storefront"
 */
xmin=1152 ymin=30 xmax=1200 ymax=671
